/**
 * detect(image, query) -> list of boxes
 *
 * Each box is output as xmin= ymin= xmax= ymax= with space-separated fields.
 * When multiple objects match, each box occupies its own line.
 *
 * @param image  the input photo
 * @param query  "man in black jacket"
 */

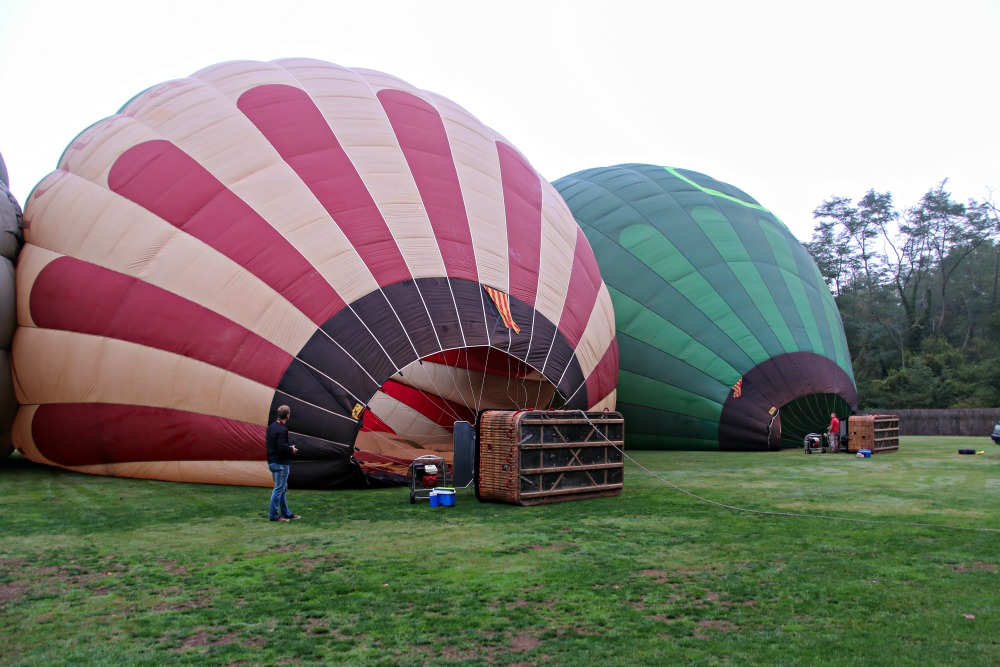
xmin=266 ymin=405 xmax=300 ymax=522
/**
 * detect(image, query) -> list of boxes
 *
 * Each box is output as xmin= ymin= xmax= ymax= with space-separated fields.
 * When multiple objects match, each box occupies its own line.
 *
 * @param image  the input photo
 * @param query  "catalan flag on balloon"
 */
xmin=483 ymin=285 xmax=521 ymax=333
xmin=732 ymin=377 xmax=743 ymax=398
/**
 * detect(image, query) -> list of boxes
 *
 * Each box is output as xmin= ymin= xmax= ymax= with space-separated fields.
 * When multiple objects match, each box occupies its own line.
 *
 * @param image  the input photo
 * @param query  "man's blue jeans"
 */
xmin=269 ymin=463 xmax=291 ymax=520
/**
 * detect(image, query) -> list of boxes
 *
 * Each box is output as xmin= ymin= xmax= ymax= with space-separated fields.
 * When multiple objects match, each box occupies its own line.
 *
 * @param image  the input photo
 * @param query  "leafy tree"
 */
xmin=805 ymin=182 xmax=1000 ymax=409
xmin=805 ymin=197 xmax=858 ymax=295
xmin=904 ymin=182 xmax=994 ymax=337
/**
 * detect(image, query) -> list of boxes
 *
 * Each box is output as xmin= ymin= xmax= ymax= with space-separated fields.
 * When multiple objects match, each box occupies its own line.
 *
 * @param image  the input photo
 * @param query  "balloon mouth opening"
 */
xmin=719 ymin=391 xmax=855 ymax=452
xmin=352 ymin=345 xmax=562 ymax=462
xmin=718 ymin=353 xmax=858 ymax=451
xmin=773 ymin=393 xmax=853 ymax=450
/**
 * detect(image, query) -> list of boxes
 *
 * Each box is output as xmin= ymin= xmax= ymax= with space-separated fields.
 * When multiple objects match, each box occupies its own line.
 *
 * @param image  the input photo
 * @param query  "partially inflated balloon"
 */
xmin=554 ymin=164 xmax=855 ymax=451
xmin=0 ymin=150 xmax=21 ymax=458
xmin=15 ymin=59 xmax=617 ymax=487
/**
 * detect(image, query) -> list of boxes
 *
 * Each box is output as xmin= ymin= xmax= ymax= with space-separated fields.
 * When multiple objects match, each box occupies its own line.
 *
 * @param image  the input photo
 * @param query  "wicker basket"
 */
xmin=476 ymin=410 xmax=624 ymax=505
xmin=848 ymin=414 xmax=900 ymax=453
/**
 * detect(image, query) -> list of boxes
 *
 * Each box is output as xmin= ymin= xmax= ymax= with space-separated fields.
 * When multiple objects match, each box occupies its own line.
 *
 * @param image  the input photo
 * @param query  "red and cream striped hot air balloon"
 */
xmin=13 ymin=58 xmax=618 ymax=488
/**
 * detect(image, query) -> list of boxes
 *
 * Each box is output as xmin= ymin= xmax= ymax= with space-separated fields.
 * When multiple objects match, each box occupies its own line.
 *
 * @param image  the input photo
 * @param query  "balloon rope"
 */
xmin=572 ymin=411 xmax=1000 ymax=534
xmin=403 ymin=363 xmax=468 ymax=423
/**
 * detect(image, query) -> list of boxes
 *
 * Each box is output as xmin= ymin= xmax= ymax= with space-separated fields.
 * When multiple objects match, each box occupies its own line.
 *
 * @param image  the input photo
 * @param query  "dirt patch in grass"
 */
xmin=441 ymin=644 xmax=485 ymax=662
xmin=703 ymin=590 xmax=757 ymax=607
xmin=0 ymin=581 xmax=31 ymax=606
xmin=511 ymin=634 xmax=541 ymax=651
xmin=637 ymin=584 xmax=757 ymax=619
xmin=6 ymin=559 xmax=130 ymax=592
xmin=299 ymin=555 xmax=342 ymax=573
xmin=154 ymin=595 xmax=215 ymax=612
xmin=488 ymin=597 xmax=554 ymax=611
xmin=175 ymin=631 xmax=213 ymax=649
xmin=247 ymin=544 xmax=310 ymax=559
xmin=694 ymin=619 xmax=739 ymax=640
xmin=530 ymin=541 xmax=575 ymax=551
xmin=722 ymin=598 xmax=756 ymax=607
xmin=953 ymin=561 xmax=998 ymax=573
xmin=156 ymin=559 xmax=189 ymax=576
xmin=651 ymin=614 xmax=678 ymax=623
xmin=171 ymin=629 xmax=265 ymax=652
xmin=634 ymin=565 xmax=720 ymax=584
xmin=304 ymin=617 xmax=355 ymax=640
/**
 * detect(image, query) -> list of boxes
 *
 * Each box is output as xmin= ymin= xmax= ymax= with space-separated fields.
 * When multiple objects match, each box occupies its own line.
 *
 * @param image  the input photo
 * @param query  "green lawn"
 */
xmin=1 ymin=437 xmax=998 ymax=666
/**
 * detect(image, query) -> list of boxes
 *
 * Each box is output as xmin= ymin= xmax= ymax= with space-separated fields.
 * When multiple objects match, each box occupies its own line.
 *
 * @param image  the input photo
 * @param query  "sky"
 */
xmin=0 ymin=0 xmax=997 ymax=242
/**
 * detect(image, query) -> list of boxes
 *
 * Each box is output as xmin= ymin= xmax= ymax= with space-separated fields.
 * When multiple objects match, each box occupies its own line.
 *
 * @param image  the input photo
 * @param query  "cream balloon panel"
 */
xmin=284 ymin=65 xmax=451 ymax=282
xmin=534 ymin=187 xmax=581 ymax=320
xmin=428 ymin=92 xmax=510 ymax=294
xmin=13 ymin=328 xmax=273 ymax=424
xmin=568 ymin=282 xmax=618 ymax=398
xmin=280 ymin=59 xmax=570 ymax=324
xmin=351 ymin=64 xmax=510 ymax=296
xmin=187 ymin=59 xmax=301 ymax=101
xmin=196 ymin=59 xmax=450 ymax=286
xmin=88 ymin=460 xmax=273 ymax=487
xmin=591 ymin=389 xmax=618 ymax=413
xmin=111 ymin=77 xmax=382 ymax=306
xmin=20 ymin=180 xmax=316 ymax=354
xmin=56 ymin=115 xmax=155 ymax=185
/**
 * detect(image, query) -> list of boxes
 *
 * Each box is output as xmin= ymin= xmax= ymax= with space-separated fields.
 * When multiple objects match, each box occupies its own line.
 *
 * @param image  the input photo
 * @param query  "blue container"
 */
xmin=860 ymin=449 xmax=872 ymax=458
xmin=429 ymin=491 xmax=440 ymax=507
xmin=434 ymin=488 xmax=456 ymax=507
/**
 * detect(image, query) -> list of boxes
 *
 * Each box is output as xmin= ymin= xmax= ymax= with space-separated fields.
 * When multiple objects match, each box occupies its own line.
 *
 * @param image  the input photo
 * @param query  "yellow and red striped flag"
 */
xmin=732 ymin=377 xmax=743 ymax=398
xmin=483 ymin=285 xmax=521 ymax=333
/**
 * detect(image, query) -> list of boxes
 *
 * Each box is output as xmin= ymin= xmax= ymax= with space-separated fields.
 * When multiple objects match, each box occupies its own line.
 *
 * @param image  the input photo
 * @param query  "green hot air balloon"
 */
xmin=554 ymin=164 xmax=857 ymax=451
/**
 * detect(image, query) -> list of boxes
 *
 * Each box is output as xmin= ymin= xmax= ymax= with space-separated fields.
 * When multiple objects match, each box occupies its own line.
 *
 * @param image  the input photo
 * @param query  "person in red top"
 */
xmin=828 ymin=412 xmax=841 ymax=452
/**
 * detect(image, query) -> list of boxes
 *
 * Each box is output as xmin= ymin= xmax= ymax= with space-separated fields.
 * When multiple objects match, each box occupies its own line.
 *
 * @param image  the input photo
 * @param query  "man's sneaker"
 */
xmin=284 ymin=514 xmax=301 ymax=520
xmin=270 ymin=516 xmax=289 ymax=522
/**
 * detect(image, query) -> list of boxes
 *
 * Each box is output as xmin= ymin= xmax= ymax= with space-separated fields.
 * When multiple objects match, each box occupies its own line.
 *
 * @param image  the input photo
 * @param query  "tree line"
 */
xmin=803 ymin=181 xmax=1000 ymax=410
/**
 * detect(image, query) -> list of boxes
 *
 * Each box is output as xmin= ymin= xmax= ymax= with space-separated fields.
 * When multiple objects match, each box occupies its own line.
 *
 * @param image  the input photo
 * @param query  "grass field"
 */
xmin=1 ymin=436 xmax=998 ymax=666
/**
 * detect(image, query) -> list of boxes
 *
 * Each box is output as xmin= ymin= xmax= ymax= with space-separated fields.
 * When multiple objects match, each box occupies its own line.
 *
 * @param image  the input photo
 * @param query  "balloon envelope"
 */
xmin=0 ymin=152 xmax=20 ymax=458
xmin=553 ymin=164 xmax=856 ymax=451
xmin=14 ymin=59 xmax=618 ymax=487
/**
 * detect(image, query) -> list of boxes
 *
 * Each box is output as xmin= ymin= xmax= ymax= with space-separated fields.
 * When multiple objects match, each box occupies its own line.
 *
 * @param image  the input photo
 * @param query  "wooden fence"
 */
xmin=858 ymin=408 xmax=1000 ymax=436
